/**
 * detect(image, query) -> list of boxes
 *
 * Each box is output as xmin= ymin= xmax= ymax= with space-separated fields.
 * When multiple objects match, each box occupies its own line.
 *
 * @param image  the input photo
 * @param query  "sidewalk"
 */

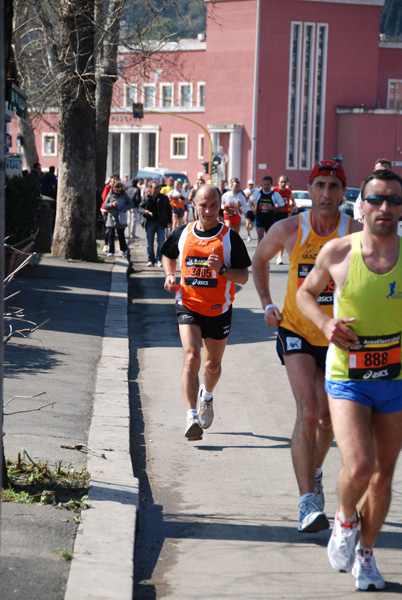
xmin=1 ymin=250 xmax=138 ymax=600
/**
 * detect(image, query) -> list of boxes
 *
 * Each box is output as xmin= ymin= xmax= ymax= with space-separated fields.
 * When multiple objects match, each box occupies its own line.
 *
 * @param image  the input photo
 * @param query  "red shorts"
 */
xmin=224 ymin=213 xmax=241 ymax=227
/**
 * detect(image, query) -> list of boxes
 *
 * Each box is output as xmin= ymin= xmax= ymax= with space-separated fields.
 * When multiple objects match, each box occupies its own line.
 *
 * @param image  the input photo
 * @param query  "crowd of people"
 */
xmin=100 ymin=172 xmax=298 ymax=264
xmin=155 ymin=159 xmax=402 ymax=593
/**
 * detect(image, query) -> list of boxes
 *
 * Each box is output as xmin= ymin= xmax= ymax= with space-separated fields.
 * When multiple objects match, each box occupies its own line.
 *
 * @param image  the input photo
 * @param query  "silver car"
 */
xmin=292 ymin=190 xmax=312 ymax=213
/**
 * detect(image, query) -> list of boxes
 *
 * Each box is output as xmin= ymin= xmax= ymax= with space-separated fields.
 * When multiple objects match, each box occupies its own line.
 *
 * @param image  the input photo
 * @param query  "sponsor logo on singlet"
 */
xmin=297 ymin=263 xmax=334 ymax=305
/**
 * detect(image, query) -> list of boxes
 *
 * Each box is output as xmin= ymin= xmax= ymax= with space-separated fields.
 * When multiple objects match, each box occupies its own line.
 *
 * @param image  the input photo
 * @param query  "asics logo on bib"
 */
xmin=363 ymin=369 xmax=389 ymax=380
xmin=191 ymin=279 xmax=209 ymax=286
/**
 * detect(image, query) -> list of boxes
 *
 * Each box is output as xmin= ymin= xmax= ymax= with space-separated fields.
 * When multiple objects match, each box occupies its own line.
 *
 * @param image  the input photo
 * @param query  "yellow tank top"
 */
xmin=326 ymin=232 xmax=402 ymax=381
xmin=281 ymin=210 xmax=351 ymax=346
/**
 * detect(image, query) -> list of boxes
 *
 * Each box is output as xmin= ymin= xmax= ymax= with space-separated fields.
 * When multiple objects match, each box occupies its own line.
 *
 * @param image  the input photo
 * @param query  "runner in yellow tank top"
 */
xmin=297 ymin=168 xmax=402 ymax=591
xmin=252 ymin=160 xmax=362 ymax=534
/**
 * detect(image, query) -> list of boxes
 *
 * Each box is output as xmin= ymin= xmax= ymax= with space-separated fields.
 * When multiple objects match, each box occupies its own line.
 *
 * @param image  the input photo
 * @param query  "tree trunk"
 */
xmin=17 ymin=115 xmax=39 ymax=171
xmin=95 ymin=73 xmax=116 ymax=193
xmin=52 ymin=0 xmax=97 ymax=261
xmin=95 ymin=0 xmax=122 ymax=193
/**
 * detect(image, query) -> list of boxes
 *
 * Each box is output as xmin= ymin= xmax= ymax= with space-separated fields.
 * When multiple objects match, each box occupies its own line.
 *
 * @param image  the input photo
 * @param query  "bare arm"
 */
xmin=296 ymin=242 xmax=358 ymax=351
xmin=252 ymin=222 xmax=290 ymax=326
xmin=209 ymin=247 xmax=249 ymax=285
xmin=162 ymin=257 xmax=177 ymax=293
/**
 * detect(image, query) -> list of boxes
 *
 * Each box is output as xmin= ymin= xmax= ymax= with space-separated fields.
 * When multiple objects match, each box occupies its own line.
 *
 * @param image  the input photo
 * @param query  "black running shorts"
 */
xmin=176 ymin=304 xmax=232 ymax=340
xmin=276 ymin=326 xmax=328 ymax=372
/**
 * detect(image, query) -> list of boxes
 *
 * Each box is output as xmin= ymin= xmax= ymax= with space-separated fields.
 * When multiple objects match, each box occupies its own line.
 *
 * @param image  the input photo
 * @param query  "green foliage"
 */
xmin=381 ymin=0 xmax=402 ymax=36
xmin=122 ymin=0 xmax=206 ymax=40
xmin=5 ymin=176 xmax=41 ymax=245
xmin=57 ymin=549 xmax=74 ymax=561
xmin=2 ymin=455 xmax=90 ymax=511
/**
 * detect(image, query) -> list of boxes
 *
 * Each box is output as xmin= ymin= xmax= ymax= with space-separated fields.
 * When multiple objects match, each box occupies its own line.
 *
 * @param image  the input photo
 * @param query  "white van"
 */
xmin=136 ymin=167 xmax=190 ymax=184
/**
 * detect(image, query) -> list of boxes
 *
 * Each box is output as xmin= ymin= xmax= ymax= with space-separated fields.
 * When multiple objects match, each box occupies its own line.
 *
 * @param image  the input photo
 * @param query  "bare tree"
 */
xmin=94 ymin=0 xmax=124 ymax=194
xmin=51 ymin=0 xmax=97 ymax=259
xmin=11 ymin=0 xmax=206 ymax=260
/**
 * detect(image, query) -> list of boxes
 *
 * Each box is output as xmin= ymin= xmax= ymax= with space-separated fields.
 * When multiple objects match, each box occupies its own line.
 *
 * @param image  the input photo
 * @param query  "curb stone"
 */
xmin=64 ymin=257 xmax=139 ymax=600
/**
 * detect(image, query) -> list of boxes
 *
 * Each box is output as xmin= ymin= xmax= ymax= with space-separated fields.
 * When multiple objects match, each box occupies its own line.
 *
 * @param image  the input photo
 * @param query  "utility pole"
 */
xmin=1 ymin=0 xmax=6 ymax=499
xmin=147 ymin=109 xmax=213 ymax=173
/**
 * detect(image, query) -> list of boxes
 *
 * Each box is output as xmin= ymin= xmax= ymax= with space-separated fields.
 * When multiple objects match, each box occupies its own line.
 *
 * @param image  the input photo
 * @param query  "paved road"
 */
xmin=128 ymin=227 xmax=402 ymax=599
xmin=1 ymin=257 xmax=113 ymax=600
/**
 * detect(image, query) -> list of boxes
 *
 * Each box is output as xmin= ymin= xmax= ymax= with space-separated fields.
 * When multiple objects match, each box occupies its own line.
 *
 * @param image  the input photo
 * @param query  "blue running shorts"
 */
xmin=325 ymin=379 xmax=402 ymax=414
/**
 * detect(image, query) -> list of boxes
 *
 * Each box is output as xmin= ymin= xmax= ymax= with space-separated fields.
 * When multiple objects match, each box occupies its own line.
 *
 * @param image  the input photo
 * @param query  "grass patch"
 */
xmin=2 ymin=452 xmax=90 ymax=511
xmin=57 ymin=548 xmax=74 ymax=561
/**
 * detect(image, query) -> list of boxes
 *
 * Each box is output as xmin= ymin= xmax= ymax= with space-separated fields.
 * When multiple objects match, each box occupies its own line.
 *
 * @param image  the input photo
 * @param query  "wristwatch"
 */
xmin=219 ymin=264 xmax=228 ymax=275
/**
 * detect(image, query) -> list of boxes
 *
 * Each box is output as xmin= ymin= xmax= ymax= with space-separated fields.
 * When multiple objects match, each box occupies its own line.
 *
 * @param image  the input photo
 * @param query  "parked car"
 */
xmin=340 ymin=187 xmax=361 ymax=217
xmin=292 ymin=190 xmax=312 ymax=213
xmin=136 ymin=167 xmax=190 ymax=185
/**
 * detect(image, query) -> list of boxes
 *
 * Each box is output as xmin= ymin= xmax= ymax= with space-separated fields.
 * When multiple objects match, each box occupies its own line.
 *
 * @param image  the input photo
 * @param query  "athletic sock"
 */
xmin=300 ymin=492 xmax=316 ymax=504
xmin=202 ymin=389 xmax=213 ymax=402
xmin=315 ymin=467 xmax=323 ymax=479
xmin=187 ymin=409 xmax=198 ymax=418
xmin=356 ymin=542 xmax=372 ymax=553
xmin=339 ymin=508 xmax=358 ymax=524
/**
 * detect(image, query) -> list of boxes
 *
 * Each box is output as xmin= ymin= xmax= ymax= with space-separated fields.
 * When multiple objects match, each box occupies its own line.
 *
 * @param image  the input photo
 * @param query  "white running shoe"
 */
xmin=146 ymin=261 xmax=153 ymax=267
xmin=314 ymin=473 xmax=325 ymax=511
xmin=327 ymin=508 xmax=359 ymax=572
xmin=185 ymin=415 xmax=203 ymax=441
xmin=276 ymin=255 xmax=283 ymax=265
xmin=103 ymin=245 xmax=109 ymax=252
xmin=298 ymin=497 xmax=329 ymax=533
xmin=122 ymin=250 xmax=128 ymax=257
xmin=247 ymin=236 xmax=251 ymax=242
xmin=156 ymin=260 xmax=163 ymax=267
xmin=352 ymin=548 xmax=385 ymax=590
xmin=107 ymin=252 xmax=114 ymax=257
xmin=198 ymin=385 xmax=214 ymax=429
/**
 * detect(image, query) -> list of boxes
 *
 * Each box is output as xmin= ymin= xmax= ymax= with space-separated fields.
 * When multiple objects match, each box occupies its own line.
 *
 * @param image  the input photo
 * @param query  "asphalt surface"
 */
xmin=1 ymin=224 xmax=402 ymax=600
xmin=1 ymin=250 xmax=137 ymax=600
xmin=128 ymin=227 xmax=402 ymax=599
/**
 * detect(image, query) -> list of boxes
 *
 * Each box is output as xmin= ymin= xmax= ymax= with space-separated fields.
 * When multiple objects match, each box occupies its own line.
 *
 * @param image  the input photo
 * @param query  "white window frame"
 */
xmin=42 ymin=133 xmax=57 ymax=156
xmin=171 ymin=134 xmax=188 ymax=160
xmin=143 ymin=84 xmax=156 ymax=109
xmin=198 ymin=134 xmax=204 ymax=159
xmin=125 ymin=84 xmax=138 ymax=107
xmin=286 ymin=22 xmax=302 ymax=170
xmin=312 ymin=23 xmax=328 ymax=165
xmin=197 ymin=82 xmax=206 ymax=108
xmin=178 ymin=82 xmax=193 ymax=108
xmin=298 ymin=22 xmax=316 ymax=171
xmin=160 ymin=83 xmax=174 ymax=108
xmin=388 ymin=79 xmax=402 ymax=109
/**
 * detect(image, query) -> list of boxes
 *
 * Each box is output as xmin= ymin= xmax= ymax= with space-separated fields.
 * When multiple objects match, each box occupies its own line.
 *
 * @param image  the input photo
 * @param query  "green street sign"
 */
xmin=7 ymin=82 xmax=27 ymax=119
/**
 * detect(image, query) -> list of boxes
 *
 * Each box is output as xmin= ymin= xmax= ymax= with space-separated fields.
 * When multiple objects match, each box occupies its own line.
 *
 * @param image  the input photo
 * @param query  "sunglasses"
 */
xmin=363 ymin=194 xmax=402 ymax=206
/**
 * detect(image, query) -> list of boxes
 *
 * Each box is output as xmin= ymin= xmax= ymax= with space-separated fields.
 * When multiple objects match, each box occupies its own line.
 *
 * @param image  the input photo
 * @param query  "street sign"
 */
xmin=392 ymin=161 xmax=402 ymax=167
xmin=133 ymin=103 xmax=143 ymax=119
xmin=5 ymin=154 xmax=23 ymax=178
xmin=6 ymin=82 xmax=27 ymax=119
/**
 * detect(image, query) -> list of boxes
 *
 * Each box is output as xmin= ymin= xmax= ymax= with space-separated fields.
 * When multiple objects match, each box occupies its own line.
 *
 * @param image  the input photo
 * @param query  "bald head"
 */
xmin=195 ymin=184 xmax=220 ymax=203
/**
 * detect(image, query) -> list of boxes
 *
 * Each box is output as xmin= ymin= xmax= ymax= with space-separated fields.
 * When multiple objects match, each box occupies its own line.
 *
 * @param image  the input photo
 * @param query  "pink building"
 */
xmin=8 ymin=0 xmax=402 ymax=189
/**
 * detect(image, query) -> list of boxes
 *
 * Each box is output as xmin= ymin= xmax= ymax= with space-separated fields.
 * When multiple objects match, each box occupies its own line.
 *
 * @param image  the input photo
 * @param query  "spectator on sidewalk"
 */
xmin=139 ymin=181 xmax=172 ymax=267
xmin=40 ymin=166 xmax=58 ymax=200
xmin=101 ymin=174 xmax=120 ymax=252
xmin=104 ymin=181 xmax=133 ymax=258
xmin=127 ymin=178 xmax=142 ymax=240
